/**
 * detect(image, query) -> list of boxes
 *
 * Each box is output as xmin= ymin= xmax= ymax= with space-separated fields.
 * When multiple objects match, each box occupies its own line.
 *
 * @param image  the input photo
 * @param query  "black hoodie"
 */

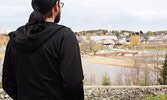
xmin=2 ymin=22 xmax=84 ymax=100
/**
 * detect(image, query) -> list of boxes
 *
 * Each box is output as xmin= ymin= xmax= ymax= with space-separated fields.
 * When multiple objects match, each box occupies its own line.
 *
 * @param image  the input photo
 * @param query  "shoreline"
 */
xmin=81 ymin=55 xmax=159 ymax=72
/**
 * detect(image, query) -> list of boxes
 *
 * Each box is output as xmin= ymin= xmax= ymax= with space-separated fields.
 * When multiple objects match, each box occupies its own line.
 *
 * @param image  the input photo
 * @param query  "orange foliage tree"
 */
xmin=0 ymin=33 xmax=9 ymax=47
xmin=130 ymin=34 xmax=140 ymax=48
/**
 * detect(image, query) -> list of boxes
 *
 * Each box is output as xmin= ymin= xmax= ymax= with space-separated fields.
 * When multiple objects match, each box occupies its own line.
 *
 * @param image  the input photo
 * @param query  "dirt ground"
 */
xmin=81 ymin=55 xmax=134 ymax=67
xmin=81 ymin=55 xmax=161 ymax=71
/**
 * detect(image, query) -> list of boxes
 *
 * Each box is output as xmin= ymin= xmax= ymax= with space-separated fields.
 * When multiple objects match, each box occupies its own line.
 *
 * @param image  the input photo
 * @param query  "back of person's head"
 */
xmin=25 ymin=0 xmax=60 ymax=38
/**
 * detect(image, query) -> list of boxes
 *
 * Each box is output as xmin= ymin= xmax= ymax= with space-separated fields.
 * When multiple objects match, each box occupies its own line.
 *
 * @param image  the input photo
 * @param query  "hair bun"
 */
xmin=32 ymin=0 xmax=57 ymax=14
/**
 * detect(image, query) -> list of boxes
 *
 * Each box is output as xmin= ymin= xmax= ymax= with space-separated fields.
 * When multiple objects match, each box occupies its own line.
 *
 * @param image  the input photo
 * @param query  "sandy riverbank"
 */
xmin=81 ymin=55 xmax=159 ymax=71
xmin=81 ymin=55 xmax=134 ymax=67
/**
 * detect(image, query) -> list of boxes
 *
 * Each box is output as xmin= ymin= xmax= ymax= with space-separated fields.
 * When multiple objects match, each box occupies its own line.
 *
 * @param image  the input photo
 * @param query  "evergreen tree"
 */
xmin=158 ymin=53 xmax=167 ymax=85
xmin=102 ymin=73 xmax=111 ymax=86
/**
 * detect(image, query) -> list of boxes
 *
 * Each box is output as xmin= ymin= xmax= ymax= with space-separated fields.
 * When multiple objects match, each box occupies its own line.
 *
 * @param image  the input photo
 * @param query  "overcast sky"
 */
xmin=0 ymin=0 xmax=167 ymax=33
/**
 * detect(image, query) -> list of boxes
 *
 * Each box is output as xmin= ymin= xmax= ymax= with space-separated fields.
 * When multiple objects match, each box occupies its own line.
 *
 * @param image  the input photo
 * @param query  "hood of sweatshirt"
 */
xmin=8 ymin=22 xmax=64 ymax=52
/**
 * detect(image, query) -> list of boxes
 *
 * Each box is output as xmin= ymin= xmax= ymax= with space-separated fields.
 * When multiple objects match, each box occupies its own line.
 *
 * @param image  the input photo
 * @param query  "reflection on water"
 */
xmin=82 ymin=62 xmax=158 ymax=85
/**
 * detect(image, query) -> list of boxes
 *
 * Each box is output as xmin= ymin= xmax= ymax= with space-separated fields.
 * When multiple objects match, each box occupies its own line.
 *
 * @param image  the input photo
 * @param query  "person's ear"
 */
xmin=54 ymin=1 xmax=59 ymax=12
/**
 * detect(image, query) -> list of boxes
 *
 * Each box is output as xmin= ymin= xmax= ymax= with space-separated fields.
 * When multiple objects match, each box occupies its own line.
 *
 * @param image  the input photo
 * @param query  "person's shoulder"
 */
xmin=16 ymin=25 xmax=25 ymax=31
xmin=47 ymin=23 xmax=73 ymax=34
xmin=57 ymin=25 xmax=75 ymax=37
xmin=46 ymin=23 xmax=76 ymax=40
xmin=8 ymin=25 xmax=25 ymax=38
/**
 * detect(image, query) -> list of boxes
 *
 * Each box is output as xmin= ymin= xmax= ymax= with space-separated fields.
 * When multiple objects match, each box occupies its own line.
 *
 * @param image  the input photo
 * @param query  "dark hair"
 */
xmin=25 ymin=0 xmax=61 ymax=39
xmin=24 ymin=7 xmax=53 ymax=39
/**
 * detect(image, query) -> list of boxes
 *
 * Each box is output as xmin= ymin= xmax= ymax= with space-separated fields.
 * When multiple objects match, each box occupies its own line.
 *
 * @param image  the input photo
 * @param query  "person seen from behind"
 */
xmin=2 ymin=0 xmax=84 ymax=100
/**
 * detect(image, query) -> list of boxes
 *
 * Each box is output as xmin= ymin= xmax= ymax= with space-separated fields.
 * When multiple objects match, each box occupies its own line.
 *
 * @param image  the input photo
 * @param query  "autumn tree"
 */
xmin=146 ymin=31 xmax=153 ymax=36
xmin=85 ymin=33 xmax=92 ymax=40
xmin=130 ymin=34 xmax=140 ymax=49
xmin=0 ymin=33 xmax=8 ymax=49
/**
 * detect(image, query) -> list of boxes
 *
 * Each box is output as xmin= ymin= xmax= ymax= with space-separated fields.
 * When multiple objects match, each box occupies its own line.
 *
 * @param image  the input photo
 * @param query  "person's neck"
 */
xmin=45 ymin=17 xmax=55 ymax=23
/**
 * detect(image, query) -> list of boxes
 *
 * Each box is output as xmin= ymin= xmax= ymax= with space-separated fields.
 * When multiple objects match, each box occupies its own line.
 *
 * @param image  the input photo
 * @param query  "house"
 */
xmin=148 ymin=36 xmax=167 ymax=44
xmin=82 ymin=36 xmax=118 ymax=42
xmin=82 ymin=36 xmax=118 ymax=48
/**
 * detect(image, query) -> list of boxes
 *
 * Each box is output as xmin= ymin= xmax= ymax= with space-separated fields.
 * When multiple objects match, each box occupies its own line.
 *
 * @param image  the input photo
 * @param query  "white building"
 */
xmin=82 ymin=36 xmax=118 ymax=42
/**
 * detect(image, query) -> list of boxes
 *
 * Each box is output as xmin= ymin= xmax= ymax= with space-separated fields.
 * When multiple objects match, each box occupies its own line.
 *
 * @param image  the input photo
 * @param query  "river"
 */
xmin=82 ymin=62 xmax=158 ymax=85
xmin=0 ymin=60 xmax=158 ymax=86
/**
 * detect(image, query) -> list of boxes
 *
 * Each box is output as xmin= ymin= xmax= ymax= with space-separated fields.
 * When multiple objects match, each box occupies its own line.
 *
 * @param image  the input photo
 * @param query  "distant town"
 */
xmin=75 ymin=30 xmax=167 ymax=50
xmin=73 ymin=29 xmax=167 ymax=85
xmin=0 ymin=29 xmax=167 ymax=86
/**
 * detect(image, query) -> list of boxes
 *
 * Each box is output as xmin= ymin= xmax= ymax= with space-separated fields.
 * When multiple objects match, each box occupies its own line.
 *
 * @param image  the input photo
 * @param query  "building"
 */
xmin=82 ymin=36 xmax=118 ymax=42
xmin=82 ymin=36 xmax=118 ymax=48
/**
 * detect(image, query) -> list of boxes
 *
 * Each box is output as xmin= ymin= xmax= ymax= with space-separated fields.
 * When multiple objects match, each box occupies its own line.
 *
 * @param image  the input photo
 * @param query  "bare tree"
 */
xmin=130 ymin=57 xmax=141 ymax=85
xmin=89 ymin=72 xmax=96 ymax=85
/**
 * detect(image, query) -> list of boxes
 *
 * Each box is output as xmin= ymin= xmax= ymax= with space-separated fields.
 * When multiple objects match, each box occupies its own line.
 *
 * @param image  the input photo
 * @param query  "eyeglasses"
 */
xmin=59 ymin=2 xmax=64 ymax=8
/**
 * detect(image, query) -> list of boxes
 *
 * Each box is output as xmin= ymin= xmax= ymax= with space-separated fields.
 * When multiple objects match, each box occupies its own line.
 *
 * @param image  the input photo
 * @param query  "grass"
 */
xmin=137 ymin=48 xmax=167 ymax=52
xmin=143 ymin=95 xmax=167 ymax=100
xmin=122 ymin=43 xmax=167 ymax=52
